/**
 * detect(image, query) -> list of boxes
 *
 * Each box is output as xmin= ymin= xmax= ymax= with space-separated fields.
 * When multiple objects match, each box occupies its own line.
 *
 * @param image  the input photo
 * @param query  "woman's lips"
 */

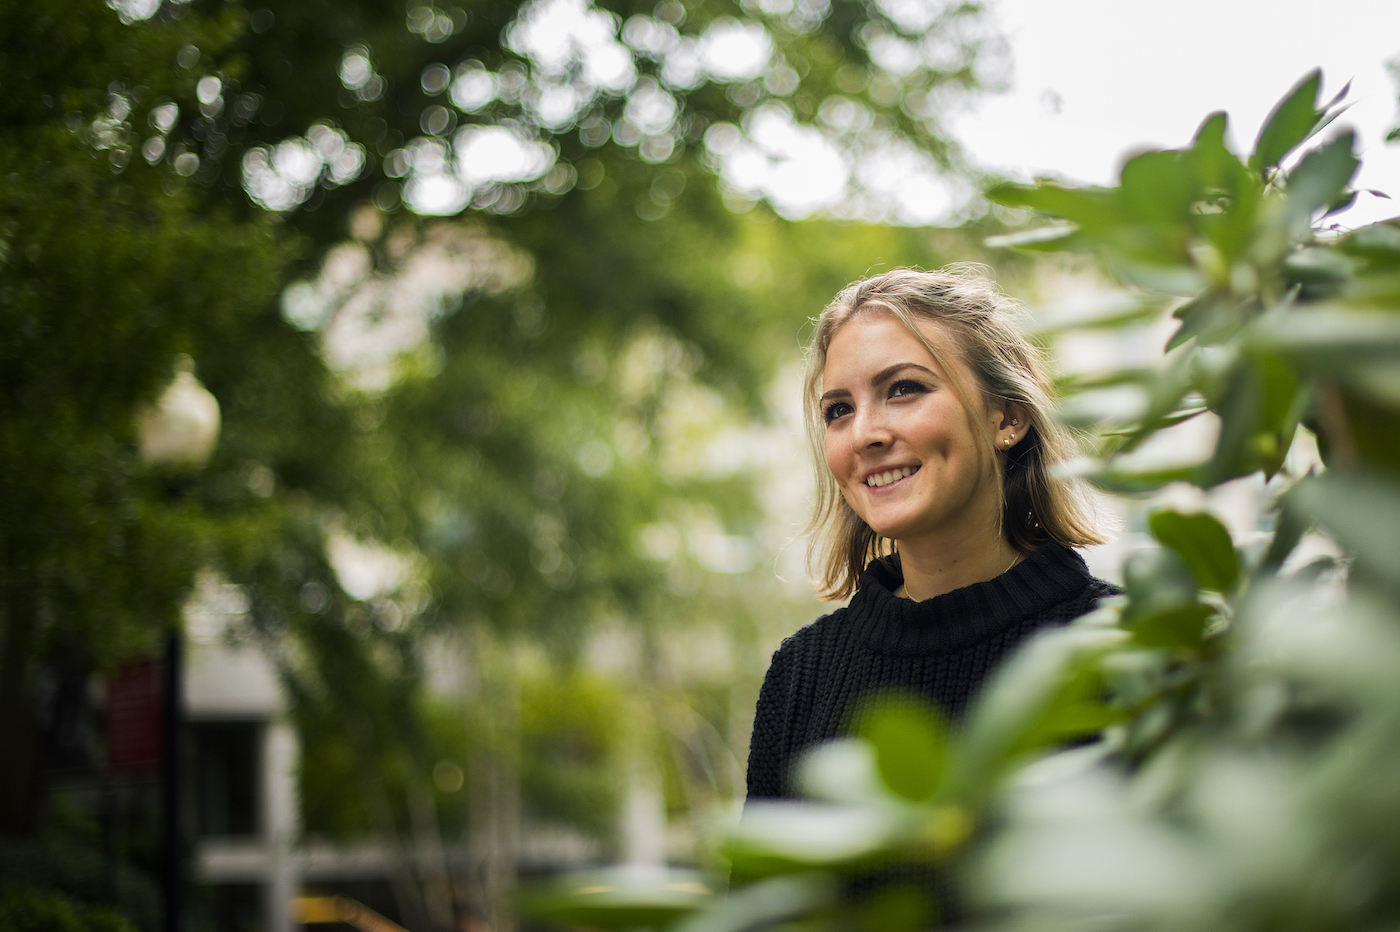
xmin=865 ymin=465 xmax=919 ymax=488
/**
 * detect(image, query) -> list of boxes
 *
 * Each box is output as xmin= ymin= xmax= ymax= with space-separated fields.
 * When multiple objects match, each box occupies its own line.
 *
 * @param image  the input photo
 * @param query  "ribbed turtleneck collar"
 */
xmin=846 ymin=542 xmax=1094 ymax=656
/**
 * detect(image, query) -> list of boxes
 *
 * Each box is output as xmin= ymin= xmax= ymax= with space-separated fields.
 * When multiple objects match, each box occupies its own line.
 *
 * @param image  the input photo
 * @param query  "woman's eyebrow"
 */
xmin=872 ymin=362 xmax=937 ymax=384
xmin=821 ymin=363 xmax=938 ymax=402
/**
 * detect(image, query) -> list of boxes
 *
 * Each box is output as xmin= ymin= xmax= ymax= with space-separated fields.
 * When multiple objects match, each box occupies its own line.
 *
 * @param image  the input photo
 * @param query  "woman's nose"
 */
xmin=851 ymin=405 xmax=892 ymax=449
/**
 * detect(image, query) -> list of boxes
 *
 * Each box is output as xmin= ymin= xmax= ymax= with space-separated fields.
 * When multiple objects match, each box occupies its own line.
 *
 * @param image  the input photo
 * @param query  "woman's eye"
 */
xmin=890 ymin=379 xmax=927 ymax=398
xmin=823 ymin=402 xmax=852 ymax=423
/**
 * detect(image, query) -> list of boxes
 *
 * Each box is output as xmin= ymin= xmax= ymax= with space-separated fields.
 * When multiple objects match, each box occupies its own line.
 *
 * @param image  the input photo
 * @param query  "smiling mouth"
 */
xmin=866 ymin=466 xmax=919 ymax=488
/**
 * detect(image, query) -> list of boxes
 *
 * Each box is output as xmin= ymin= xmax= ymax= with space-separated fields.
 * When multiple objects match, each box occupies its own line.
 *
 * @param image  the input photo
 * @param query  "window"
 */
xmin=193 ymin=721 xmax=260 ymax=837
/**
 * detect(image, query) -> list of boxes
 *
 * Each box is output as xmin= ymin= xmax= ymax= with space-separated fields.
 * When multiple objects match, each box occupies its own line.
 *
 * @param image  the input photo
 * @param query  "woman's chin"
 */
xmin=864 ymin=514 xmax=919 ymax=544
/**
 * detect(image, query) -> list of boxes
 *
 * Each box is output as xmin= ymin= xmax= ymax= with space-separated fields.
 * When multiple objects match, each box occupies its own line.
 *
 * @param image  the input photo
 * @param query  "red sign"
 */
xmin=107 ymin=661 xmax=163 ymax=774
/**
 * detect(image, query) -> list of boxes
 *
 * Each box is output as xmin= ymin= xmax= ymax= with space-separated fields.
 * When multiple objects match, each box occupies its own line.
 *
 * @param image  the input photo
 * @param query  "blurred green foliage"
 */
xmin=1 ymin=0 xmax=1010 ymax=927
xmin=0 ymin=888 xmax=139 ymax=932
xmin=529 ymin=70 xmax=1400 ymax=932
xmin=0 ymin=0 xmax=296 ymax=831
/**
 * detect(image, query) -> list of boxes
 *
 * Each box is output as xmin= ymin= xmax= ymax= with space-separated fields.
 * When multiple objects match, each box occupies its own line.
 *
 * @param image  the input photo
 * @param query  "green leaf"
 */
xmin=1290 ymin=472 xmax=1400 ymax=589
xmin=1323 ymin=189 xmax=1359 ymax=218
xmin=955 ymin=626 xmax=1127 ymax=795
xmin=1196 ymin=353 xmax=1297 ymax=486
xmin=1132 ymin=603 xmax=1214 ymax=649
xmin=1146 ymin=346 xmax=1200 ymax=416
xmin=1250 ymin=307 xmax=1400 ymax=406
xmin=1310 ymin=100 xmax=1355 ymax=143
xmin=521 ymin=868 xmax=716 ymax=930
xmin=1188 ymin=343 xmax=1239 ymax=409
xmin=1252 ymin=306 xmax=1400 ymax=355
xmin=1286 ymin=132 xmax=1359 ymax=228
xmin=858 ymin=698 xmax=948 ymax=803
xmin=985 ymin=181 xmax=1122 ymax=231
xmin=1003 ymin=662 xmax=1129 ymax=757
xmin=1336 ymin=220 xmax=1400 ymax=263
xmin=1254 ymin=351 xmax=1301 ymax=435
xmin=983 ymin=225 xmax=1079 ymax=250
xmin=1034 ymin=301 xmax=1166 ymax=337
xmin=1251 ymin=70 xmax=1323 ymax=174
xmin=1118 ymin=547 xmax=1219 ymax=660
xmin=1324 ymin=389 xmax=1400 ymax=477
xmin=1058 ymin=368 xmax=1158 ymax=392
xmin=1094 ymin=347 xmax=1199 ymax=461
xmin=724 ymin=803 xmax=904 ymax=878
xmin=1013 ymin=697 xmax=1125 ymax=750
xmin=1184 ymin=111 xmax=1261 ymax=261
xmin=1192 ymin=111 xmax=1229 ymax=154
xmin=1169 ymin=294 xmax=1253 ymax=350
xmin=1089 ymin=463 xmax=1200 ymax=494
xmin=1099 ymin=405 xmax=1208 ymax=437
xmin=1187 ymin=111 xmax=1239 ymax=187
xmin=1149 ymin=510 xmax=1239 ymax=591
xmin=1120 ymin=149 xmax=1198 ymax=227
xmin=795 ymin=740 xmax=891 ymax=806
xmin=1260 ymin=483 xmax=1309 ymax=574
xmin=855 ymin=886 xmax=936 ymax=932
xmin=1112 ymin=257 xmax=1208 ymax=297
xmin=1282 ymin=246 xmax=1355 ymax=287
xmin=1097 ymin=648 xmax=1169 ymax=707
xmin=1001 ymin=654 xmax=1131 ymax=755
xmin=673 ymin=875 xmax=834 ymax=932
xmin=1122 ymin=547 xmax=1200 ymax=615
xmin=1339 ymin=365 xmax=1400 ymax=407
xmin=1323 ymin=79 xmax=1354 ymax=112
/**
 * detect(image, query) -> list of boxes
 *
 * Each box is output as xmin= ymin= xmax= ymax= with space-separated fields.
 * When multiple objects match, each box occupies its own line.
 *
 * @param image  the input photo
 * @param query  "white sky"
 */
xmin=952 ymin=0 xmax=1400 ymax=226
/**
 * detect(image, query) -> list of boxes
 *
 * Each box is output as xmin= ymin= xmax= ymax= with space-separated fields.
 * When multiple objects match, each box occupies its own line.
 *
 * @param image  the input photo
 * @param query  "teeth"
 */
xmin=867 ymin=466 xmax=915 ymax=487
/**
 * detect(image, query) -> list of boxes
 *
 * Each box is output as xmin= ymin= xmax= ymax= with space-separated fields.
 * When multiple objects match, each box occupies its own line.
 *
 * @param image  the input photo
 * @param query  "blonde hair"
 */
xmin=802 ymin=267 xmax=1105 ymax=601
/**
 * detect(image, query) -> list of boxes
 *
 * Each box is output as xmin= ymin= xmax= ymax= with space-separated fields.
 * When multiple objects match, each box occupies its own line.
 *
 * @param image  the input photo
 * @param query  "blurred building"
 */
xmin=180 ymin=594 xmax=613 ymax=932
xmin=185 ymin=633 xmax=299 ymax=932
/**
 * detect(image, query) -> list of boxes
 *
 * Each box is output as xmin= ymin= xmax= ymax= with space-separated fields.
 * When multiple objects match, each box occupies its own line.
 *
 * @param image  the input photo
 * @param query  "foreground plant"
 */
xmin=528 ymin=70 xmax=1400 ymax=932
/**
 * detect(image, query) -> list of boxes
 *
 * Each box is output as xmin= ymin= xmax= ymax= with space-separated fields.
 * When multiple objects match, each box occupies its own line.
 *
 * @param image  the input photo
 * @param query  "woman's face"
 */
xmin=821 ymin=311 xmax=1010 ymax=548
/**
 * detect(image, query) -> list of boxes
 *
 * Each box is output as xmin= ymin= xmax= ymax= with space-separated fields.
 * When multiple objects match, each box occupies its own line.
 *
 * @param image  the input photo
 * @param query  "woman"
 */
xmin=747 ymin=267 xmax=1114 ymax=802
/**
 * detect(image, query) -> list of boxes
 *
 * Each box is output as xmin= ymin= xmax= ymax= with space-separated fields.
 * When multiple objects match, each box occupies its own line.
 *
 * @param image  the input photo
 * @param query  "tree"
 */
xmin=0 ymin=0 xmax=293 ymax=833
xmin=3 ymin=0 xmax=1007 ymax=927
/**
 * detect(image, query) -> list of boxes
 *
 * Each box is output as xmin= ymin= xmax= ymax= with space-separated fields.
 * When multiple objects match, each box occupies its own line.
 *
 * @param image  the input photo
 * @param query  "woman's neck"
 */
xmin=892 ymin=529 xmax=1023 ymax=602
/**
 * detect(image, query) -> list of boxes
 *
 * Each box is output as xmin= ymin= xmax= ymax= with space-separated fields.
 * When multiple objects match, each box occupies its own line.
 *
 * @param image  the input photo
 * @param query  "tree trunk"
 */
xmin=349 ymin=713 xmax=431 ymax=932
xmin=406 ymin=776 xmax=455 ymax=932
xmin=623 ymin=759 xmax=667 ymax=869
xmin=465 ymin=636 xmax=518 ymax=932
xmin=0 ymin=575 xmax=43 ymax=836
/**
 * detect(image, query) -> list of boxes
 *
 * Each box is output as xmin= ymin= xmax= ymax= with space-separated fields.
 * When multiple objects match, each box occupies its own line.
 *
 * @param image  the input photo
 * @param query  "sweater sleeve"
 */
xmin=745 ymin=644 xmax=793 ymax=802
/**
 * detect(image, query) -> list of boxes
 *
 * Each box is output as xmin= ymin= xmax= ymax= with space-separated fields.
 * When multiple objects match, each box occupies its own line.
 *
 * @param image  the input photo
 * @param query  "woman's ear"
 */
xmin=995 ymin=402 xmax=1029 ymax=451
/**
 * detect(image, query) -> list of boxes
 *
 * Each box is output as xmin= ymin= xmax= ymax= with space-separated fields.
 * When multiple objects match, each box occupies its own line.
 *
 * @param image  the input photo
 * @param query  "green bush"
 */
xmin=0 ymin=888 xmax=138 ymax=932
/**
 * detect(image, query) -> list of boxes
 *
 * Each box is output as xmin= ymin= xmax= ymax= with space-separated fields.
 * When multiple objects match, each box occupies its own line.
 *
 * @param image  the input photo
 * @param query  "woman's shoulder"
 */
xmin=1062 ymin=553 xmax=1122 ymax=601
xmin=1038 ymin=564 xmax=1121 ymax=632
xmin=1087 ymin=575 xmax=1123 ymax=598
xmin=768 ymin=605 xmax=852 ymax=663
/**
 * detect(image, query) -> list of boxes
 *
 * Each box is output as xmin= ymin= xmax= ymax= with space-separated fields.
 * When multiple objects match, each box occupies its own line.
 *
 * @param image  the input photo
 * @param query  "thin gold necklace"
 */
xmin=899 ymin=551 xmax=1025 ymax=600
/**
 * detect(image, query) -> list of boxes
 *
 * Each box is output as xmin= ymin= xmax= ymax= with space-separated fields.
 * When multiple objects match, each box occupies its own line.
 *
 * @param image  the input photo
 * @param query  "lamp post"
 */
xmin=137 ymin=355 xmax=221 ymax=932
xmin=137 ymin=356 xmax=221 ymax=468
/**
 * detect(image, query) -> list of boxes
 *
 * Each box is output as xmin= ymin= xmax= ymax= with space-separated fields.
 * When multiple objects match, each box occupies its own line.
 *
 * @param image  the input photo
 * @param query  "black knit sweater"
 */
xmin=746 ymin=542 xmax=1117 ymax=801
